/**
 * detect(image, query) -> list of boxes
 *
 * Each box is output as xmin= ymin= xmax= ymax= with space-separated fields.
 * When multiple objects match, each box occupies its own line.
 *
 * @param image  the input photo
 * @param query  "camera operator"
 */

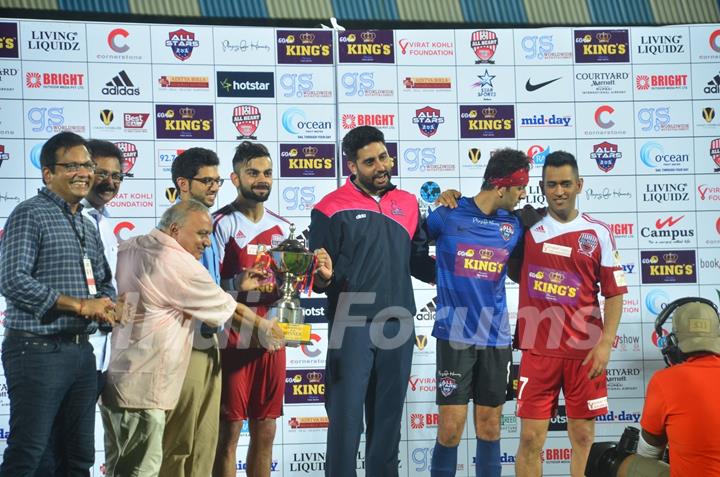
xmin=586 ymin=298 xmax=720 ymax=477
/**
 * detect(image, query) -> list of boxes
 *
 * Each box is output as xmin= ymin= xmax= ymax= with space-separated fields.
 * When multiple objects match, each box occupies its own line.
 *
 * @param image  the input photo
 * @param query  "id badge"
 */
xmin=82 ymin=256 xmax=97 ymax=296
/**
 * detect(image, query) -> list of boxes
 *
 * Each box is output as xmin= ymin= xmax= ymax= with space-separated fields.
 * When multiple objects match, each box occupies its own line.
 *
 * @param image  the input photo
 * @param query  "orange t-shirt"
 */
xmin=640 ymin=355 xmax=720 ymax=477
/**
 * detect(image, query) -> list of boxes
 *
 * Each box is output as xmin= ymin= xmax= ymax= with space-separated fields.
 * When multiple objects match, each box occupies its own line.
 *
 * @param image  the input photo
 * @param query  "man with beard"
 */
xmin=309 ymin=126 xmax=436 ymax=477
xmin=212 ymin=141 xmax=330 ymax=477
xmin=158 ymin=147 xmax=230 ymax=477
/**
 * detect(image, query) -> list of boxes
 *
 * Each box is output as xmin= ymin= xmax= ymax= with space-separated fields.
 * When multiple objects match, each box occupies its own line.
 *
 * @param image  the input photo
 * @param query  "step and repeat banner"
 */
xmin=0 ymin=16 xmax=720 ymax=476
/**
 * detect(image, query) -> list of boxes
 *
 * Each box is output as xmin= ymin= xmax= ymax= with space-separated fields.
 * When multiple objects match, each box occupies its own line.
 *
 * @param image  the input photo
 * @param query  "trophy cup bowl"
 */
xmin=266 ymin=226 xmax=315 ymax=346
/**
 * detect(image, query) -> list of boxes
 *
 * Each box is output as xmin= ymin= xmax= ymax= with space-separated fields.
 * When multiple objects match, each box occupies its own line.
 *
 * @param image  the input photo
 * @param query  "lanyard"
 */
xmin=42 ymin=189 xmax=87 ymax=254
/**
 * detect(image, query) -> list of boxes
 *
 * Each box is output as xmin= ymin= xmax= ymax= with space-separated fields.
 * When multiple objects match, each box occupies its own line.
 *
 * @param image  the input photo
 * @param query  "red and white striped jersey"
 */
xmin=515 ymin=212 xmax=627 ymax=359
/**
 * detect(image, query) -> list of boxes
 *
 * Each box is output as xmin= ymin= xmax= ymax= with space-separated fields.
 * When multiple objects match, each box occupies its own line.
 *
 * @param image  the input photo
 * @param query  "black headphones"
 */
xmin=654 ymin=297 xmax=720 ymax=366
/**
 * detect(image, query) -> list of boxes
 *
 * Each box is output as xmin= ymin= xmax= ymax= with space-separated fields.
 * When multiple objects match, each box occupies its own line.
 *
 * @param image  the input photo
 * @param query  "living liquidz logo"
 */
xmin=640 ymin=250 xmax=696 ymax=284
xmin=574 ymin=29 xmax=629 ymax=63
xmin=338 ymin=30 xmax=394 ymax=63
xmin=459 ymin=105 xmax=515 ymax=139
xmin=279 ymin=144 xmax=335 ymax=178
xmin=277 ymin=30 xmax=332 ymax=64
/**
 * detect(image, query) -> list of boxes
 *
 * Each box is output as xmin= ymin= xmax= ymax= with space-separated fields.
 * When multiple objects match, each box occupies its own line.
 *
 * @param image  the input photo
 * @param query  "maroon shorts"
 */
xmin=220 ymin=347 xmax=286 ymax=421
xmin=515 ymin=352 xmax=608 ymax=419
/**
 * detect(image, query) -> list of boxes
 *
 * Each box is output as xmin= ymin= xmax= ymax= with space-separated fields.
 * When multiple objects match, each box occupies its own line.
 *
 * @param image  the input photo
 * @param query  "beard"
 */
xmin=356 ymin=170 xmax=390 ymax=195
xmin=239 ymin=182 xmax=270 ymax=202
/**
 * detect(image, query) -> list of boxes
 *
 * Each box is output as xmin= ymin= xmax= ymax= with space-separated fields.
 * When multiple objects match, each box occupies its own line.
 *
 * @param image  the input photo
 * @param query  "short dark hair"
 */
xmin=86 ymin=139 xmax=124 ymax=170
xmin=232 ymin=141 xmax=271 ymax=170
xmin=40 ymin=132 xmax=87 ymax=170
xmin=342 ymin=126 xmax=385 ymax=162
xmin=171 ymin=147 xmax=220 ymax=188
xmin=481 ymin=148 xmax=531 ymax=191
xmin=542 ymin=150 xmax=579 ymax=180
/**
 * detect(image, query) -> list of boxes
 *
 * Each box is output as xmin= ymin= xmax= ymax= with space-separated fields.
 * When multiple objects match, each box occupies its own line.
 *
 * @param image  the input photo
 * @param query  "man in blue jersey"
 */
xmin=427 ymin=148 xmax=530 ymax=477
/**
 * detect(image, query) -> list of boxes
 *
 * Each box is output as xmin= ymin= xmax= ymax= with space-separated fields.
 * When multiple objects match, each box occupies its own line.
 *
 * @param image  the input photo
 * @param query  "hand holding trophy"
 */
xmin=257 ymin=225 xmax=326 ymax=346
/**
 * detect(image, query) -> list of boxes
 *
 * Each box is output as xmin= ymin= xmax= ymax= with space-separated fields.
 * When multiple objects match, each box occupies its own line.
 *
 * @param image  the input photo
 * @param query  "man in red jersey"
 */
xmin=212 ymin=141 xmax=331 ymax=477
xmin=510 ymin=151 xmax=627 ymax=477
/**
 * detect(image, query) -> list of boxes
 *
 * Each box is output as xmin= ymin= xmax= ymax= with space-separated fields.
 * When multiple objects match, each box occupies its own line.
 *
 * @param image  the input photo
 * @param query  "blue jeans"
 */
xmin=0 ymin=335 xmax=96 ymax=477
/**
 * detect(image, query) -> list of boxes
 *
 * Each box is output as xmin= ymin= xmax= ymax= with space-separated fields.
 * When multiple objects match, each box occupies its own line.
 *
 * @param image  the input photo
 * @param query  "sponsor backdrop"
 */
xmin=0 ymin=17 xmax=719 ymax=476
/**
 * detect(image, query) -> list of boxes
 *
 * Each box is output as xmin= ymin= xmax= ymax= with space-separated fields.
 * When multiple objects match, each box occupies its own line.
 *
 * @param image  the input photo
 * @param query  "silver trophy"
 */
xmin=266 ymin=225 xmax=315 ymax=345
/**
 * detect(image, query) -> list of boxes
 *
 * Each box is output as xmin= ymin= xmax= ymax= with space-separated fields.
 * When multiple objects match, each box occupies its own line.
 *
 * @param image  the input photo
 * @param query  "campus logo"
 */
xmin=165 ymin=29 xmax=199 ymax=61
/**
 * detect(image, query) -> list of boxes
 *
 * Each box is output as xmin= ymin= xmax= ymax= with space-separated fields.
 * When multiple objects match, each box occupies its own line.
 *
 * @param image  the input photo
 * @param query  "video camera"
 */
xmin=585 ymin=426 xmax=640 ymax=477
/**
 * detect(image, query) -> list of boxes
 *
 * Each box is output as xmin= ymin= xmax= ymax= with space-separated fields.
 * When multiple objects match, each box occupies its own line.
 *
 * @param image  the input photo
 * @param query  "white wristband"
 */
xmin=637 ymin=432 xmax=665 ymax=460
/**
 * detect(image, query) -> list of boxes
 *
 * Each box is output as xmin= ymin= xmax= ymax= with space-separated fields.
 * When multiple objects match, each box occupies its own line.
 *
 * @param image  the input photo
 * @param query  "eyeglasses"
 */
xmin=189 ymin=177 xmax=225 ymax=187
xmin=55 ymin=162 xmax=96 ymax=173
xmin=95 ymin=170 xmax=131 ymax=182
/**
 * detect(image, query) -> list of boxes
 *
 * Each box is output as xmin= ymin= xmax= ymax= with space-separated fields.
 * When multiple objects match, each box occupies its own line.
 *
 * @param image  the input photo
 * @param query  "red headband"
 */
xmin=489 ymin=168 xmax=529 ymax=188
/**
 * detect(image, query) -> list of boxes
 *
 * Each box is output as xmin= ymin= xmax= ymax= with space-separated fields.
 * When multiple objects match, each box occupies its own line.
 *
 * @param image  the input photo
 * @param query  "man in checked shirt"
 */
xmin=0 ymin=132 xmax=118 ymax=477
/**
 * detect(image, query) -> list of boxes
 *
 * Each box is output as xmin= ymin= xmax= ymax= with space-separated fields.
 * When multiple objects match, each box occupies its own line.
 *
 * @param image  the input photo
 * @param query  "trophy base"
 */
xmin=278 ymin=322 xmax=312 ymax=347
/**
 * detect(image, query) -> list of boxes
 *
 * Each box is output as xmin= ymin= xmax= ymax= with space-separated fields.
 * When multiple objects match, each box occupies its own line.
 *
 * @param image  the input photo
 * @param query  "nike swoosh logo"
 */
xmin=525 ymin=77 xmax=561 ymax=91
xmin=655 ymin=215 xmax=684 ymax=229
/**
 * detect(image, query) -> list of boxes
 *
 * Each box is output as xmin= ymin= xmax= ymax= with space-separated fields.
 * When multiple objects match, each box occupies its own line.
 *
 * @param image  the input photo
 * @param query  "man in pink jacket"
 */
xmin=100 ymin=200 xmax=283 ymax=477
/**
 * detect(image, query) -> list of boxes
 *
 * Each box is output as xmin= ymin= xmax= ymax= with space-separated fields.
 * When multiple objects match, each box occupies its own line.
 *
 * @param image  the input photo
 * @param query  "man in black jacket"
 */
xmin=310 ymin=125 xmax=436 ymax=477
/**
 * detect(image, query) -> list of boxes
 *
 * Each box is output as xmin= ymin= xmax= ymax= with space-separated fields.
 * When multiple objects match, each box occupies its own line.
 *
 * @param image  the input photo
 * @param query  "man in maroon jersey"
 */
xmin=510 ymin=151 xmax=627 ymax=477
xmin=212 ymin=141 xmax=331 ymax=477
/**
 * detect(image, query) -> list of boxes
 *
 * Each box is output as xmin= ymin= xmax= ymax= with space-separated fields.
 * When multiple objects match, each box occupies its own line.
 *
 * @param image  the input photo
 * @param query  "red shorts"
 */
xmin=515 ymin=352 xmax=608 ymax=419
xmin=220 ymin=347 xmax=285 ymax=421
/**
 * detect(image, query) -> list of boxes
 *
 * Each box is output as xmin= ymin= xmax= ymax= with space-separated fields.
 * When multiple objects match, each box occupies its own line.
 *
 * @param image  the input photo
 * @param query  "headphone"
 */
xmin=654 ymin=297 xmax=720 ymax=366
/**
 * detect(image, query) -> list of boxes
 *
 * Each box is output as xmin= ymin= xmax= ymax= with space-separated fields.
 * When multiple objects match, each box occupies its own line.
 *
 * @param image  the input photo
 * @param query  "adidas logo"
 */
xmin=705 ymin=72 xmax=720 ymax=94
xmin=102 ymin=70 xmax=140 ymax=96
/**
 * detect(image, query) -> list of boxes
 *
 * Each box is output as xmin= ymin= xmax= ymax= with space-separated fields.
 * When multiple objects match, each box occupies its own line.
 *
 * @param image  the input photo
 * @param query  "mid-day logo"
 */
xmin=165 ymin=29 xmax=199 ymax=61
xmin=412 ymin=106 xmax=444 ymax=137
xmin=470 ymin=30 xmax=498 ymax=64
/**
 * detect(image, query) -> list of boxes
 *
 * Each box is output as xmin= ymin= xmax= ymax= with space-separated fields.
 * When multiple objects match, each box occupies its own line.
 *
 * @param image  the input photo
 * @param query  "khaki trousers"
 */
xmin=158 ymin=344 xmax=221 ymax=477
xmin=101 ymin=404 xmax=166 ymax=477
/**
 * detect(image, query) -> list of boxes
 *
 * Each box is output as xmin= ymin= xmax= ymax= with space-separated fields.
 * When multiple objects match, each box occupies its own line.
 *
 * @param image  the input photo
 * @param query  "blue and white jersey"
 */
xmin=426 ymin=197 xmax=523 ymax=346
